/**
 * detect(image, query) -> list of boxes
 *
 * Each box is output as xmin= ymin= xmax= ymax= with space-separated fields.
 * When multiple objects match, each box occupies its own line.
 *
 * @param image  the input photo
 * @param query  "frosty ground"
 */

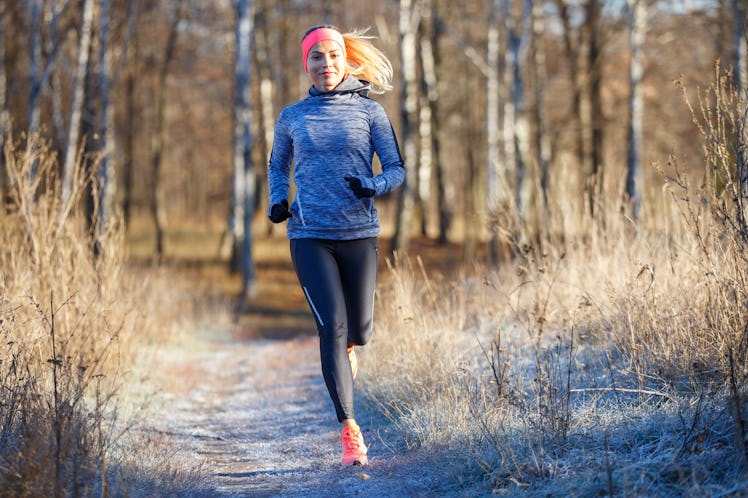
xmin=144 ymin=328 xmax=458 ymax=497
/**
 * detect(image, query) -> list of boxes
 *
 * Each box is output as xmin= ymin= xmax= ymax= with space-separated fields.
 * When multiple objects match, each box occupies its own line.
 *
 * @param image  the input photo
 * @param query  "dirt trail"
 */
xmin=140 ymin=238 xmax=465 ymax=496
xmin=149 ymin=330 xmax=445 ymax=497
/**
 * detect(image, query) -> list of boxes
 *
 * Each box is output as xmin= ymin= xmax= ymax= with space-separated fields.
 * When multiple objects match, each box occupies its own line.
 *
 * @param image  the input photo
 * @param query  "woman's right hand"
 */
xmin=269 ymin=199 xmax=292 ymax=223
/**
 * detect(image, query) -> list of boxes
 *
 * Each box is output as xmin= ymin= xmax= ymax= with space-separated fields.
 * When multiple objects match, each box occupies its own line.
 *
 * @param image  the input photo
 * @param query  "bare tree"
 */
xmin=95 ymin=0 xmax=115 ymax=239
xmin=530 ymin=0 xmax=551 ymax=224
xmin=732 ymin=0 xmax=748 ymax=216
xmin=150 ymin=0 xmax=184 ymax=258
xmin=392 ymin=0 xmax=421 ymax=255
xmin=502 ymin=0 xmax=532 ymax=215
xmin=555 ymin=0 xmax=585 ymax=178
xmin=122 ymin=0 xmax=140 ymax=230
xmin=0 ymin=0 xmax=7 ymax=206
xmin=231 ymin=0 xmax=256 ymax=298
xmin=426 ymin=4 xmax=449 ymax=245
xmin=734 ymin=0 xmax=747 ymax=95
xmin=418 ymin=0 xmax=448 ymax=242
xmin=583 ymin=0 xmax=605 ymax=219
xmin=486 ymin=0 xmax=502 ymax=259
xmin=417 ymin=0 xmax=434 ymax=237
xmin=27 ymin=0 xmax=43 ymax=137
xmin=60 ymin=0 xmax=95 ymax=214
xmin=625 ymin=0 xmax=647 ymax=220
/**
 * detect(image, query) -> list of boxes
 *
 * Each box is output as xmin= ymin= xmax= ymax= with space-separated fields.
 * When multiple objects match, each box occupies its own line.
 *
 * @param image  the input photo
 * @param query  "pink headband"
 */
xmin=301 ymin=28 xmax=345 ymax=71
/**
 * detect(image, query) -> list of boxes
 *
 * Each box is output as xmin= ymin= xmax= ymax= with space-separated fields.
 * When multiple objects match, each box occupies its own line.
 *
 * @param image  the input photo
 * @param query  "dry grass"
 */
xmin=360 ymin=68 xmax=748 ymax=495
xmin=0 ymin=135 xmax=209 ymax=496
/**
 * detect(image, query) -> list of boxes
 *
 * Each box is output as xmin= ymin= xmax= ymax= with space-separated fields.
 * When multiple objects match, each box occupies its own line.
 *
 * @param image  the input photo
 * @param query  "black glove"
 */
xmin=344 ymin=176 xmax=375 ymax=199
xmin=269 ymin=199 xmax=292 ymax=223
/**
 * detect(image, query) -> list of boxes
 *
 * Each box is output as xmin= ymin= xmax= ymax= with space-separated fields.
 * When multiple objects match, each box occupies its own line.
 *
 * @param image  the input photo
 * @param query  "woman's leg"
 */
xmin=337 ymin=237 xmax=378 ymax=348
xmin=290 ymin=238 xmax=353 ymax=423
xmin=290 ymin=237 xmax=378 ymax=423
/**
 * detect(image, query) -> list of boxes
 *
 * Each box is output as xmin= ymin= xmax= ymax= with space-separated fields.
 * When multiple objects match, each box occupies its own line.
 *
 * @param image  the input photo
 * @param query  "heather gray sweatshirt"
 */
xmin=267 ymin=76 xmax=405 ymax=240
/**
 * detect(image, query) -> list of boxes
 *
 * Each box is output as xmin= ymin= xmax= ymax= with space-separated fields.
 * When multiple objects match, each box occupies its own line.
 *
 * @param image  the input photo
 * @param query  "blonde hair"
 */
xmin=302 ymin=25 xmax=393 ymax=94
xmin=342 ymin=29 xmax=393 ymax=94
xmin=343 ymin=29 xmax=392 ymax=93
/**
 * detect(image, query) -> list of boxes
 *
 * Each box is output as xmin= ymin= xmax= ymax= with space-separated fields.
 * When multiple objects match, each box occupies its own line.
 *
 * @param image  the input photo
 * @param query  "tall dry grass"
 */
xmin=0 ymin=136 xmax=206 ymax=496
xmin=362 ymin=67 xmax=748 ymax=495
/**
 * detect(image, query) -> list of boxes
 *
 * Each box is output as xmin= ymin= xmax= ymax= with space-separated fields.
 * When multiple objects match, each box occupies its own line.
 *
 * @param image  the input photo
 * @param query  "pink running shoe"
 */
xmin=341 ymin=424 xmax=368 ymax=466
xmin=347 ymin=344 xmax=358 ymax=379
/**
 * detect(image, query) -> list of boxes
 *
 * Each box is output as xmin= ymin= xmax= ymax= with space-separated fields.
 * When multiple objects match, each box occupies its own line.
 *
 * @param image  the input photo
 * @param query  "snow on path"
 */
xmin=148 ymin=333 xmax=446 ymax=497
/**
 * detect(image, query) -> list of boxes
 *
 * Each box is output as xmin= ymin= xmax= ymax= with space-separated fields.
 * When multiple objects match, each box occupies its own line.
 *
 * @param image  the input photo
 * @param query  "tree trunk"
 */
xmin=96 ymin=0 xmax=115 ymax=241
xmin=487 ymin=0 xmax=502 ymax=260
xmin=61 ymin=0 xmax=95 ymax=214
xmin=734 ymin=0 xmax=747 ymax=95
xmin=0 ymin=0 xmax=7 ymax=214
xmin=232 ymin=0 xmax=256 ymax=298
xmin=503 ymin=0 xmax=532 ymax=220
xmin=428 ymin=6 xmax=449 ymax=245
xmin=531 ymin=0 xmax=551 ymax=232
xmin=27 ymin=0 xmax=43 ymax=137
xmin=392 ymin=0 xmax=421 ymax=255
xmin=584 ymin=0 xmax=604 ymax=220
xmin=150 ymin=0 xmax=183 ymax=259
xmin=417 ymin=3 xmax=433 ymax=238
xmin=625 ymin=0 xmax=646 ymax=220
xmin=733 ymin=0 xmax=748 ymax=218
xmin=463 ymin=77 xmax=478 ymax=263
xmin=253 ymin=3 xmax=273 ymax=217
xmin=122 ymin=0 xmax=139 ymax=230
xmin=555 ymin=0 xmax=585 ymax=180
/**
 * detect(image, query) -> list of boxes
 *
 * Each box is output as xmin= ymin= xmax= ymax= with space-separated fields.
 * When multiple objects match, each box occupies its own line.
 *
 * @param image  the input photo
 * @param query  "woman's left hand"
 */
xmin=344 ymin=176 xmax=375 ymax=198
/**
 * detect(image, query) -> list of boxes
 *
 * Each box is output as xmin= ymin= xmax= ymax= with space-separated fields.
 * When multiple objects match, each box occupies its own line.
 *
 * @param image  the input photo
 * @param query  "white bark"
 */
xmin=531 ymin=0 xmax=551 ymax=210
xmin=487 ymin=0 xmax=502 ymax=212
xmin=232 ymin=0 xmax=256 ymax=297
xmin=393 ymin=0 xmax=421 ymax=253
xmin=625 ymin=0 xmax=646 ymax=220
xmin=418 ymin=2 xmax=435 ymax=234
xmin=97 ymin=0 xmax=115 ymax=236
xmin=502 ymin=0 xmax=532 ymax=213
xmin=61 ymin=0 xmax=95 ymax=211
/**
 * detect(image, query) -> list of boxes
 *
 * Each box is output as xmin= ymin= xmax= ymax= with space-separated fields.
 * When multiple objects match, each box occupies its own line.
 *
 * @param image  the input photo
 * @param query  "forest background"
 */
xmin=1 ymin=0 xmax=748 ymax=495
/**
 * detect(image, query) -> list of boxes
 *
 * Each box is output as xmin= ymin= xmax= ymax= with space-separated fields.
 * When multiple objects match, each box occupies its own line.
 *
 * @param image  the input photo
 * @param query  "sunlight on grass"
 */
xmin=360 ymin=68 xmax=748 ymax=495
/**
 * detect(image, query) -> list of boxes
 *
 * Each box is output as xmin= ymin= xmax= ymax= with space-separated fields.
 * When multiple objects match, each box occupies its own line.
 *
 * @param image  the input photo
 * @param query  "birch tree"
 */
xmin=96 ymin=0 xmax=115 ymax=238
xmin=530 ymin=0 xmax=551 ymax=221
xmin=231 ymin=0 xmax=256 ymax=298
xmin=487 ymin=0 xmax=502 ymax=259
xmin=502 ymin=0 xmax=532 ymax=215
xmin=61 ymin=0 xmax=95 ymax=212
xmin=625 ymin=0 xmax=646 ymax=220
xmin=392 ymin=0 xmax=421 ymax=255
xmin=419 ymin=1 xmax=447 ymax=242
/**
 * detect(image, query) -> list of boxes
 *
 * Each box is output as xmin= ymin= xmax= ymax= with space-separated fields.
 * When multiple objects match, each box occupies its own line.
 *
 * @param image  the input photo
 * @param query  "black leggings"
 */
xmin=290 ymin=237 xmax=378 ymax=422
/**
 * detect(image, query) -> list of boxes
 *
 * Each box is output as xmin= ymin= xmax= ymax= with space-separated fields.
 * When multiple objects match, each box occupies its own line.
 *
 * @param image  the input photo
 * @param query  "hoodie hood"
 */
xmin=309 ymin=75 xmax=371 ymax=98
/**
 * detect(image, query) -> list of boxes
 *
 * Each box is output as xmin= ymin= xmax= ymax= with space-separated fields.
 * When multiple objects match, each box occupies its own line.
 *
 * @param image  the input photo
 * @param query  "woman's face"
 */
xmin=305 ymin=40 xmax=346 ymax=92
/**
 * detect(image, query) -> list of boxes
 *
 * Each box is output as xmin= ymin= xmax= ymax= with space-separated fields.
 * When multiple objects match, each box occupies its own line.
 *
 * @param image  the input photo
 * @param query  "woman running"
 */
xmin=267 ymin=24 xmax=405 ymax=466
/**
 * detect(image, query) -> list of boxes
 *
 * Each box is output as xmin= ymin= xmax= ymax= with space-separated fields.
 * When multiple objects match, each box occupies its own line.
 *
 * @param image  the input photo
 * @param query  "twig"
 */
xmin=570 ymin=387 xmax=674 ymax=402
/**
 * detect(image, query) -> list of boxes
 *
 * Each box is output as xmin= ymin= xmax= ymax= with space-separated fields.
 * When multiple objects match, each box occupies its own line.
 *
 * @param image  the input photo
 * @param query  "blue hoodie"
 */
xmin=267 ymin=76 xmax=406 ymax=240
